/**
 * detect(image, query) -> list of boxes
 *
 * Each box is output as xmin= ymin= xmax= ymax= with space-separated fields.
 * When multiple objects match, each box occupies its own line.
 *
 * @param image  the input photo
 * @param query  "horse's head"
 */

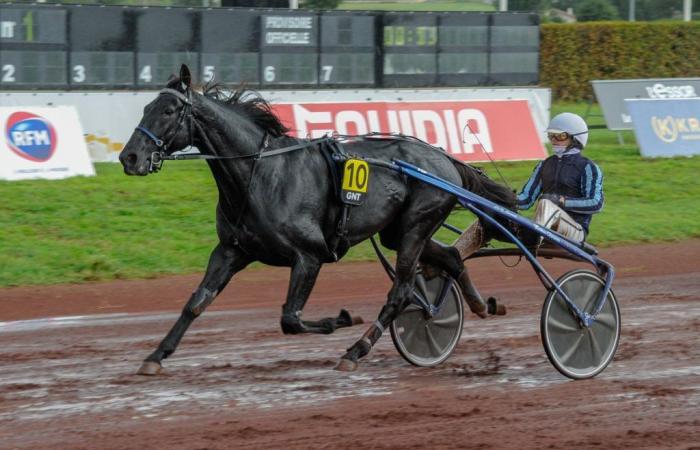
xmin=120 ymin=64 xmax=195 ymax=176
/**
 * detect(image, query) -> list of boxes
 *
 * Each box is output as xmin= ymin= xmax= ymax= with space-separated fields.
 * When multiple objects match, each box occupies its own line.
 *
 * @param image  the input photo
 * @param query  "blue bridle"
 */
xmin=135 ymin=87 xmax=193 ymax=172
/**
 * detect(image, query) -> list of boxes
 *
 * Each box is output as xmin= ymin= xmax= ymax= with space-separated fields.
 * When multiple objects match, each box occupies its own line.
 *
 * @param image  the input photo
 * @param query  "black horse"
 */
xmin=119 ymin=65 xmax=515 ymax=374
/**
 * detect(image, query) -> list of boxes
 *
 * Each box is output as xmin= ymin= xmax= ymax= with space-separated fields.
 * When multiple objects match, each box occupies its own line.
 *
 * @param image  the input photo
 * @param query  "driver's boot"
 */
xmin=453 ymin=220 xmax=484 ymax=259
xmin=454 ymin=221 xmax=507 ymax=318
xmin=422 ymin=220 xmax=485 ymax=281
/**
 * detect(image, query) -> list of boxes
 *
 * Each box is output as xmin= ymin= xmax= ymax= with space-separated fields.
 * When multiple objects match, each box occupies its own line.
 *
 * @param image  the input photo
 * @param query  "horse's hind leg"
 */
xmin=280 ymin=254 xmax=363 ymax=335
xmin=420 ymin=240 xmax=506 ymax=318
xmin=137 ymin=244 xmax=251 ymax=375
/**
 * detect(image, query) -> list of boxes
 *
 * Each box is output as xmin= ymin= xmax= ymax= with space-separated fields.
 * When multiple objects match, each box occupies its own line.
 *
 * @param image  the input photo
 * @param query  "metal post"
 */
xmin=628 ymin=0 xmax=635 ymax=21
xmin=499 ymin=0 xmax=508 ymax=12
xmin=289 ymin=0 xmax=299 ymax=9
xmin=683 ymin=0 xmax=692 ymax=21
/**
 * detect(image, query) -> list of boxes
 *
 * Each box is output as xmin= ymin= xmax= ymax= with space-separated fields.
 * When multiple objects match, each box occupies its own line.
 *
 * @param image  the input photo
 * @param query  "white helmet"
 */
xmin=546 ymin=112 xmax=589 ymax=148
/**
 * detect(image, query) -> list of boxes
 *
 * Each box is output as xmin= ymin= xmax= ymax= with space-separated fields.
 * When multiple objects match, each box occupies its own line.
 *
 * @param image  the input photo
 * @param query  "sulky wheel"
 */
xmin=541 ymin=269 xmax=621 ymax=379
xmin=390 ymin=271 xmax=464 ymax=367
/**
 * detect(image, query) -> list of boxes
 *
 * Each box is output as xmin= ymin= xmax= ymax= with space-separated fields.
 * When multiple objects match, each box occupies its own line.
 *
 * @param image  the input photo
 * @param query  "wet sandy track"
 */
xmin=1 ymin=241 xmax=699 ymax=449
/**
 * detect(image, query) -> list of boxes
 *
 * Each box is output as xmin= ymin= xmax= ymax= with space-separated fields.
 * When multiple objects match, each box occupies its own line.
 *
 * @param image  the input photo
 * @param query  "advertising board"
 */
xmin=591 ymin=78 xmax=700 ymax=131
xmin=273 ymin=100 xmax=545 ymax=162
xmin=2 ymin=87 xmax=550 ymax=163
xmin=0 ymin=106 xmax=94 ymax=180
xmin=625 ymin=98 xmax=700 ymax=158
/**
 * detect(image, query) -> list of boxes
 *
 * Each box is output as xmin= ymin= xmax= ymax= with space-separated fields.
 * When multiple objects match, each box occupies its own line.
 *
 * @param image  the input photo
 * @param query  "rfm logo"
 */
xmin=5 ymin=111 xmax=57 ymax=162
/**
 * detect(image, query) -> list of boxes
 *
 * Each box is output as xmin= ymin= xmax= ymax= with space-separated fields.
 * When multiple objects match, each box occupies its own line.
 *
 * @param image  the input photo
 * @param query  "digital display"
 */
xmin=383 ymin=26 xmax=437 ymax=47
xmin=0 ymin=50 xmax=66 ymax=86
xmin=70 ymin=52 xmax=133 ymax=86
xmin=135 ymin=9 xmax=199 ymax=87
xmin=0 ymin=7 xmax=67 ymax=87
xmin=490 ymin=13 xmax=539 ymax=85
xmin=0 ymin=5 xmax=540 ymax=90
xmin=320 ymin=53 xmax=374 ymax=85
xmin=200 ymin=53 xmax=259 ymax=84
xmin=261 ymin=53 xmax=317 ymax=85
xmin=321 ymin=15 xmax=375 ymax=49
xmin=320 ymin=14 xmax=375 ymax=86
xmin=261 ymin=13 xmax=318 ymax=86
xmin=201 ymin=9 xmax=259 ymax=84
xmin=437 ymin=13 xmax=489 ymax=85
xmin=136 ymin=52 xmax=199 ymax=87
xmin=382 ymin=13 xmax=437 ymax=87
xmin=69 ymin=6 xmax=134 ymax=87
xmin=0 ymin=8 xmax=66 ymax=45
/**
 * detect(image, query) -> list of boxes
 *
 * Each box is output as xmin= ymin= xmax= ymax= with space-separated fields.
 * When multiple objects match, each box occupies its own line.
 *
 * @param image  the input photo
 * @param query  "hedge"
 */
xmin=540 ymin=22 xmax=700 ymax=102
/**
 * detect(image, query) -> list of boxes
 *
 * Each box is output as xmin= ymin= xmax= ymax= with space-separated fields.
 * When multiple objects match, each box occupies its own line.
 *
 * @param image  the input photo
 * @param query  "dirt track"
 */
xmin=1 ymin=241 xmax=699 ymax=449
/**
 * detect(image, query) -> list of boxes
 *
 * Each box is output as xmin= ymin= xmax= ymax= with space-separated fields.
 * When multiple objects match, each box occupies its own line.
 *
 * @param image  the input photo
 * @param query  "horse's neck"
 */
xmin=192 ymin=95 xmax=264 ymax=209
xmin=192 ymin=95 xmax=263 ymax=159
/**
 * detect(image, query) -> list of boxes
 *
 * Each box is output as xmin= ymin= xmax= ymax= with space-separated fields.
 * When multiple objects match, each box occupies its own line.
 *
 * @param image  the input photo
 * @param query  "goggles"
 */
xmin=547 ymin=132 xmax=570 ymax=142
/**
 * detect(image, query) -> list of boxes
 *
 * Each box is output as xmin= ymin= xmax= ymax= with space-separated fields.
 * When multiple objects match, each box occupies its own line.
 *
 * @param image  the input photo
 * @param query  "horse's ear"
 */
xmin=179 ymin=64 xmax=192 ymax=90
xmin=166 ymin=73 xmax=178 ymax=87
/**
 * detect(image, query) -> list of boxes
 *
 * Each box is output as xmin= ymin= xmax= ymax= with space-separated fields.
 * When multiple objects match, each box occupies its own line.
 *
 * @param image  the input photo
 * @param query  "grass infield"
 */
xmin=1 ymin=103 xmax=699 ymax=286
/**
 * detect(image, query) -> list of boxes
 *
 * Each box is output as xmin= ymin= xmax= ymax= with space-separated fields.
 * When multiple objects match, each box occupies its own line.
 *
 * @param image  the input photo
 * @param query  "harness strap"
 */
xmin=161 ymin=137 xmax=333 ymax=162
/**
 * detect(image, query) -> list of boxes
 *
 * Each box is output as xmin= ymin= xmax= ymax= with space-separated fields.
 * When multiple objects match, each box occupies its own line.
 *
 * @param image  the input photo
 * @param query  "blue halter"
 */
xmin=135 ymin=88 xmax=193 ymax=172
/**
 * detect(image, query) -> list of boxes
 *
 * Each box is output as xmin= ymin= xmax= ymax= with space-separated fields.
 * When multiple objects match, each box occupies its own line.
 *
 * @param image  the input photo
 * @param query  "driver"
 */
xmin=449 ymin=112 xmax=605 ymax=316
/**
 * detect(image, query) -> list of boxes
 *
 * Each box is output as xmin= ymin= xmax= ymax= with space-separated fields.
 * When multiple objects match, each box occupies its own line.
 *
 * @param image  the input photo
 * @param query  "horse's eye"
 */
xmin=164 ymin=108 xmax=175 ymax=115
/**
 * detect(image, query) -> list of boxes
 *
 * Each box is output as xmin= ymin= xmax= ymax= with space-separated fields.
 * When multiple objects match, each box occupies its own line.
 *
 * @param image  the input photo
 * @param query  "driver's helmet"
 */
xmin=546 ymin=112 xmax=589 ymax=148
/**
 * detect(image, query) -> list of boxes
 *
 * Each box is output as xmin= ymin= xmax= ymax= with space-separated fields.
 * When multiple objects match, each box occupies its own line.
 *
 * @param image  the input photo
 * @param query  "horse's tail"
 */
xmin=452 ymin=161 xmax=517 ymax=209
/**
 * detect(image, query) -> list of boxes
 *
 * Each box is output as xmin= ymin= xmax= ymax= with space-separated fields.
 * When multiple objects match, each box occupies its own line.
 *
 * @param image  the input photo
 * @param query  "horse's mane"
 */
xmin=452 ymin=161 xmax=517 ymax=209
xmin=201 ymin=82 xmax=290 ymax=138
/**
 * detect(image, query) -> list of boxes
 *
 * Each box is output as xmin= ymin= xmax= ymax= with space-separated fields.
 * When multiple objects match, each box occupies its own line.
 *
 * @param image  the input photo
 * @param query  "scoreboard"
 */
xmin=0 ymin=4 xmax=539 ymax=90
xmin=1 ymin=6 xmax=67 ymax=87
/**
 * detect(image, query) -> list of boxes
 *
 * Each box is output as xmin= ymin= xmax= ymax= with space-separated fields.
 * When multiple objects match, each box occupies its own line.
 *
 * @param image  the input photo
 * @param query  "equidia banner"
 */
xmin=592 ymin=78 xmax=700 ymax=131
xmin=625 ymin=98 xmax=700 ymax=158
xmin=0 ymin=106 xmax=95 ymax=180
xmin=273 ymin=100 xmax=546 ymax=162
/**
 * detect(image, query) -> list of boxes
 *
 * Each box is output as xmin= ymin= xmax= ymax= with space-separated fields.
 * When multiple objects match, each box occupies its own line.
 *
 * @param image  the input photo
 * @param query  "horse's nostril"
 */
xmin=126 ymin=153 xmax=138 ymax=165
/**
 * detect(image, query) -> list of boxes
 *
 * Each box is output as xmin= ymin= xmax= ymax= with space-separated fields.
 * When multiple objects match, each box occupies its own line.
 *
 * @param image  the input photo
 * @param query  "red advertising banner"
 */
xmin=272 ymin=99 xmax=546 ymax=162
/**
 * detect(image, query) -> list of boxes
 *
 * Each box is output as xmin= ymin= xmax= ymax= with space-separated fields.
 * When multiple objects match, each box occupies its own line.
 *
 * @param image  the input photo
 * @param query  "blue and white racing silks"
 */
xmin=516 ymin=152 xmax=604 ymax=234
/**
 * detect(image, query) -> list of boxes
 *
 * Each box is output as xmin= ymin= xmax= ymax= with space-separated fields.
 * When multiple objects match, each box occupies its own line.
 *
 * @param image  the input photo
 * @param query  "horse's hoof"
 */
xmin=334 ymin=358 xmax=358 ymax=372
xmin=487 ymin=297 xmax=507 ymax=316
xmin=351 ymin=315 xmax=364 ymax=326
xmin=137 ymin=361 xmax=162 ymax=376
xmin=337 ymin=309 xmax=364 ymax=327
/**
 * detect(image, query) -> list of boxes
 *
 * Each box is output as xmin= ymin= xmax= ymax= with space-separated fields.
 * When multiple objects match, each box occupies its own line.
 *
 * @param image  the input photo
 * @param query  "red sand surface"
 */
xmin=1 ymin=241 xmax=699 ymax=449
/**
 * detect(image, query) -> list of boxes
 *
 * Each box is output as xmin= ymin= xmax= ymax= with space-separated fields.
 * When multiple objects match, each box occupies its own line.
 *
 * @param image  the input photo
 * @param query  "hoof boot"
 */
xmin=487 ymin=297 xmax=507 ymax=316
xmin=334 ymin=358 xmax=358 ymax=372
xmin=137 ymin=361 xmax=162 ymax=376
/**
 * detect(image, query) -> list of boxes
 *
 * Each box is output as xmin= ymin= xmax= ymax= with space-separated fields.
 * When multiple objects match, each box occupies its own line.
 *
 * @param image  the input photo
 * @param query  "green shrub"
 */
xmin=540 ymin=22 xmax=700 ymax=101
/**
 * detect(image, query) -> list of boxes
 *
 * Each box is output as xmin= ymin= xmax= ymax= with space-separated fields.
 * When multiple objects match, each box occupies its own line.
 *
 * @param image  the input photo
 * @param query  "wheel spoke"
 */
xmin=594 ymin=312 xmax=617 ymax=330
xmin=415 ymin=275 xmax=428 ymax=299
xmin=425 ymin=325 xmax=443 ymax=356
xmin=403 ymin=303 xmax=424 ymax=314
xmin=558 ymin=332 xmax=585 ymax=365
xmin=581 ymin=279 xmax=599 ymax=311
xmin=588 ymin=328 xmax=603 ymax=363
xmin=547 ymin=316 xmax=580 ymax=333
xmin=401 ymin=323 xmax=420 ymax=349
xmin=432 ymin=313 xmax=460 ymax=328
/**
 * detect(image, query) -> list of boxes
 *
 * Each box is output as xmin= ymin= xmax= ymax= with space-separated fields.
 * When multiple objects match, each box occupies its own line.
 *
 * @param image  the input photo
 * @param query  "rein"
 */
xmin=135 ymin=87 xmax=337 ymax=172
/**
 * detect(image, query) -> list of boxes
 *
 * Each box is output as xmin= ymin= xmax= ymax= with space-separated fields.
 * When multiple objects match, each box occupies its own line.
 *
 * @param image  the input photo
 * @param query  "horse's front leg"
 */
xmin=280 ymin=254 xmax=363 ymax=335
xmin=137 ymin=244 xmax=251 ymax=375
